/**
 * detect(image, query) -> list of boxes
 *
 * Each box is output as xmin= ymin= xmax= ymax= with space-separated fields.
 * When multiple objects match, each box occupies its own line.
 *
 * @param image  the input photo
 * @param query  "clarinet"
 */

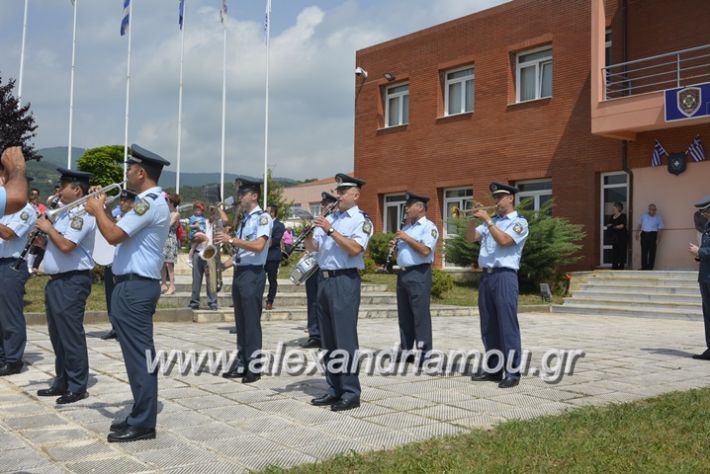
xmin=384 ymin=216 xmax=408 ymax=271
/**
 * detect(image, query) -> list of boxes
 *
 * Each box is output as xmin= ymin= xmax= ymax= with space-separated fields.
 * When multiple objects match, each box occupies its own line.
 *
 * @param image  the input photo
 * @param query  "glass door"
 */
xmin=600 ymin=172 xmax=628 ymax=267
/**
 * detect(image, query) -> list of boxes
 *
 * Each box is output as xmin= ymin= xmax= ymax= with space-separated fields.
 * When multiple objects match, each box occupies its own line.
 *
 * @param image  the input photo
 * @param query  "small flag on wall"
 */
xmin=651 ymin=140 xmax=667 ymax=167
xmin=688 ymin=135 xmax=706 ymax=162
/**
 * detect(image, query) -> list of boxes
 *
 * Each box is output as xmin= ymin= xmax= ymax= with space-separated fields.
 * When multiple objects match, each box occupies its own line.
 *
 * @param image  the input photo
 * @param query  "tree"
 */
xmin=0 ymin=75 xmax=39 ymax=160
xmin=77 ymin=145 xmax=124 ymax=187
xmin=265 ymin=168 xmax=294 ymax=221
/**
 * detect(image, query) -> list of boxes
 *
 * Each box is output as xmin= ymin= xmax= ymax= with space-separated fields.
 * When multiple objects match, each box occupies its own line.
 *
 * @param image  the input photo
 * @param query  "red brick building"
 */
xmin=353 ymin=0 xmax=710 ymax=270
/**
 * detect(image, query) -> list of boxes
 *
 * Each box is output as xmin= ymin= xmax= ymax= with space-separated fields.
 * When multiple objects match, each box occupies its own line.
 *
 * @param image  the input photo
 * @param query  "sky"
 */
xmin=0 ymin=0 xmax=508 ymax=180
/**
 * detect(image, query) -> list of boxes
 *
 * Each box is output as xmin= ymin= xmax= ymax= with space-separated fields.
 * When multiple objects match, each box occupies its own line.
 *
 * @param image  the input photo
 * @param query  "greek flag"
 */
xmin=179 ymin=0 xmax=185 ymax=29
xmin=651 ymin=140 xmax=667 ymax=167
xmin=689 ymin=135 xmax=706 ymax=162
xmin=220 ymin=0 xmax=228 ymax=24
xmin=120 ymin=0 xmax=130 ymax=36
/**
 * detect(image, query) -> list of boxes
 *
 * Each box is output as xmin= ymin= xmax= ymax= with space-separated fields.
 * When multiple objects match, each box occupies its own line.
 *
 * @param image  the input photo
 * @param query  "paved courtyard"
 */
xmin=1 ymin=312 xmax=709 ymax=473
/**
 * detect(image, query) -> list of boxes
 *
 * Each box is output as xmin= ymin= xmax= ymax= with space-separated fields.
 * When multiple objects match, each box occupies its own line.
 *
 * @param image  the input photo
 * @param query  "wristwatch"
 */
xmin=327 ymin=227 xmax=335 ymax=236
xmin=486 ymin=220 xmax=494 ymax=227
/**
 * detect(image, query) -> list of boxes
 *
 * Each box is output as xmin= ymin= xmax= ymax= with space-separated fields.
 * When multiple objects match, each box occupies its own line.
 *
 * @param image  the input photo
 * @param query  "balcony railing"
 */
xmin=603 ymin=44 xmax=710 ymax=100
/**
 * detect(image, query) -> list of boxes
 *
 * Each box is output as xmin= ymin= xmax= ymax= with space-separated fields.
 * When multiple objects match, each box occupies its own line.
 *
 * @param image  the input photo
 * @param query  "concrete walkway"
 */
xmin=1 ymin=312 xmax=709 ymax=473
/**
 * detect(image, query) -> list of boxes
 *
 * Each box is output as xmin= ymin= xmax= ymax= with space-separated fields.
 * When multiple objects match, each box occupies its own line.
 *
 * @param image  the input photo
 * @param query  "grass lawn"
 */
xmin=23 ymin=275 xmax=182 ymax=313
xmin=263 ymin=387 xmax=710 ymax=473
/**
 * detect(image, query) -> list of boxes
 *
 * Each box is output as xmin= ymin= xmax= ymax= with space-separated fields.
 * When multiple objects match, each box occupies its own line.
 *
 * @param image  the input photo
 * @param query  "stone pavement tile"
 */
xmin=20 ymin=428 xmax=93 ymax=446
xmin=64 ymin=457 xmax=152 ymax=474
xmin=0 ymin=447 xmax=52 ymax=472
xmin=525 ymin=388 xmax=583 ymax=402
xmin=354 ymin=430 xmax=419 ymax=450
xmin=278 ymin=405 xmax=346 ymax=426
xmin=489 ymin=393 xmax=572 ymax=410
xmin=406 ymin=422 xmax=468 ymax=441
xmin=0 ymin=402 xmax=54 ymax=419
xmin=563 ymin=396 xmax=609 ymax=407
xmin=0 ymin=431 xmax=28 ymax=450
xmin=262 ymin=425 xmax=335 ymax=448
xmin=377 ymin=381 xmax=433 ymax=396
xmin=46 ymin=440 xmax=117 ymax=462
xmin=238 ymin=448 xmax=317 ymax=471
xmin=297 ymin=438 xmax=372 ymax=459
xmin=176 ymin=422 xmax=247 ymax=443
xmin=160 ymin=387 xmax=213 ymax=400
xmin=21 ymin=465 xmax=67 ymax=474
xmin=497 ymin=403 xmax=572 ymax=420
xmin=221 ymin=388 xmax=287 ymax=404
xmin=159 ymin=411 xmax=216 ymax=429
xmin=134 ymin=445 xmax=224 ymax=470
xmin=174 ymin=394 xmax=235 ymax=410
xmin=317 ymin=418 xmax=391 ymax=438
xmin=360 ymin=386 xmax=401 ymax=401
xmin=209 ymin=435 xmax=286 ymax=459
xmin=113 ymin=431 xmax=184 ymax=453
xmin=163 ymin=461 xmax=248 ymax=474
xmin=249 ymin=398 xmax=308 ymax=414
xmin=450 ymin=414 xmax=504 ymax=429
xmin=410 ymin=405 xmax=479 ymax=422
xmin=200 ymin=404 xmax=264 ymax=422
xmin=0 ymin=393 xmax=34 ymax=407
xmin=201 ymin=382 xmax=255 ymax=395
xmin=5 ymin=413 xmax=68 ymax=430
xmin=412 ymin=389 xmax=472 ymax=404
xmin=363 ymin=412 xmax=436 ymax=430
xmin=346 ymin=402 xmax=397 ymax=419
xmin=373 ymin=395 xmax=437 ymax=411
xmin=234 ymin=415 xmax=298 ymax=434
xmin=451 ymin=382 xmax=509 ymax=398
xmin=558 ymin=381 xmax=617 ymax=396
xmin=449 ymin=398 xmax=519 ymax=414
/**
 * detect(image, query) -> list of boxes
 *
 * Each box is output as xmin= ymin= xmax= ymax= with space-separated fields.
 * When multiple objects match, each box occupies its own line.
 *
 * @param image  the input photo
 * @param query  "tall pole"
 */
xmin=123 ymin=0 xmax=134 ymax=182
xmin=262 ymin=0 xmax=272 ymax=209
xmin=17 ymin=0 xmax=29 ymax=108
xmin=67 ymin=0 xmax=78 ymax=169
xmin=176 ymin=0 xmax=187 ymax=193
xmin=219 ymin=17 xmax=227 ymax=202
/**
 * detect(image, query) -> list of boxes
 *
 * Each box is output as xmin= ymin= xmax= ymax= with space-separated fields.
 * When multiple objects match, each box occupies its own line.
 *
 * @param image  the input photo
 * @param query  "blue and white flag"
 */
xmin=179 ymin=0 xmax=185 ymax=29
xmin=651 ymin=140 xmax=667 ymax=167
xmin=220 ymin=0 xmax=228 ymax=24
xmin=120 ymin=0 xmax=131 ymax=36
xmin=689 ymin=135 xmax=706 ymax=162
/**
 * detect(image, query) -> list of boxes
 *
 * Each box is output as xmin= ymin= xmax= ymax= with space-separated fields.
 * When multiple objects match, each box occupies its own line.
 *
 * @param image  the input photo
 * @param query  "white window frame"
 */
xmin=444 ymin=66 xmax=475 ymax=116
xmin=600 ymin=172 xmax=628 ymax=267
xmin=442 ymin=187 xmax=474 ymax=268
xmin=383 ymin=193 xmax=407 ymax=233
xmin=515 ymin=179 xmax=552 ymax=212
xmin=309 ymin=203 xmax=321 ymax=218
xmin=515 ymin=46 xmax=553 ymax=102
xmin=384 ymin=83 xmax=409 ymax=128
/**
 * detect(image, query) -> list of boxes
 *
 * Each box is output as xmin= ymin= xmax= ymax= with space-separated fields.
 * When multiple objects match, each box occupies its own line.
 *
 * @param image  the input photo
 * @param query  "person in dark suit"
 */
xmin=689 ymin=195 xmax=710 ymax=361
xmin=265 ymin=205 xmax=285 ymax=310
xmin=607 ymin=202 xmax=627 ymax=270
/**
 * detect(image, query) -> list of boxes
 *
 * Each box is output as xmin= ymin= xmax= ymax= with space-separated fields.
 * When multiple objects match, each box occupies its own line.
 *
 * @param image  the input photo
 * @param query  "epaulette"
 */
xmin=145 ymin=193 xmax=159 ymax=200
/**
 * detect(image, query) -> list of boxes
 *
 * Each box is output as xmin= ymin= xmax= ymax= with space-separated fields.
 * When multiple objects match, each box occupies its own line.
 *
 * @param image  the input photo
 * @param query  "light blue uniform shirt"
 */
xmin=314 ymin=205 xmax=373 ymax=270
xmin=639 ymin=213 xmax=664 ymax=232
xmin=235 ymin=206 xmax=272 ymax=267
xmin=476 ymin=211 xmax=529 ymax=271
xmin=43 ymin=205 xmax=96 ymax=274
xmin=0 ymin=187 xmax=6 ymax=218
xmin=113 ymin=187 xmax=169 ymax=279
xmin=0 ymin=203 xmax=37 ymax=258
xmin=396 ymin=216 xmax=438 ymax=266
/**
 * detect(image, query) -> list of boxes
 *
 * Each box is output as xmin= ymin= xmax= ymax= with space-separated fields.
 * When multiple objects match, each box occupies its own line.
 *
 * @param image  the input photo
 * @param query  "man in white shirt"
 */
xmin=636 ymin=203 xmax=664 ymax=270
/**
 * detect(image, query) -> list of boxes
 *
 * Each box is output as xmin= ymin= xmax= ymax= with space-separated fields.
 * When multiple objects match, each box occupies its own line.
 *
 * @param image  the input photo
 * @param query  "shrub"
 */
xmin=362 ymin=254 xmax=378 ymax=275
xmin=368 ymin=232 xmax=394 ymax=267
xmin=431 ymin=269 xmax=454 ymax=299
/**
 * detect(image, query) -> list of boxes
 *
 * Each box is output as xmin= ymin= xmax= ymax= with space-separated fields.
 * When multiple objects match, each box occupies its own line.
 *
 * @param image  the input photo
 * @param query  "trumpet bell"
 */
xmin=451 ymin=205 xmax=497 ymax=219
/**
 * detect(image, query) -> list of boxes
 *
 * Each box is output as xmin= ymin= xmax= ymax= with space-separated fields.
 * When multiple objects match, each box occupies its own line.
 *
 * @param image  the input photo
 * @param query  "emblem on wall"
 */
xmin=667 ymin=152 xmax=687 ymax=175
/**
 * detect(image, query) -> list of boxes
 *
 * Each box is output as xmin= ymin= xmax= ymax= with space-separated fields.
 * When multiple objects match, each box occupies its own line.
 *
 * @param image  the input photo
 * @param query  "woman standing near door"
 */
xmin=607 ymin=201 xmax=628 ymax=269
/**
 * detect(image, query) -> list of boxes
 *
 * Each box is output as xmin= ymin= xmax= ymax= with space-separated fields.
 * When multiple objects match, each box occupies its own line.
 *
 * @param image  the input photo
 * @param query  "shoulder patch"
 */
xmin=134 ymin=200 xmax=150 ymax=216
xmin=431 ymin=228 xmax=438 ymax=239
xmin=259 ymin=215 xmax=269 ymax=226
xmin=513 ymin=223 xmax=524 ymax=234
xmin=20 ymin=211 xmax=30 ymax=222
xmin=70 ymin=216 xmax=84 ymax=231
xmin=362 ymin=220 xmax=373 ymax=236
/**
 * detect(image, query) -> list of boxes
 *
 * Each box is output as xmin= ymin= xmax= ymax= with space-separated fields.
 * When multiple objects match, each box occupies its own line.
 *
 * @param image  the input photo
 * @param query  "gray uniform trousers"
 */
xmin=478 ymin=269 xmax=522 ymax=377
xmin=317 ymin=270 xmax=361 ymax=401
xmin=232 ymin=266 xmax=266 ymax=368
xmin=45 ymin=271 xmax=92 ymax=393
xmin=396 ymin=264 xmax=433 ymax=354
xmin=111 ymin=278 xmax=160 ymax=429
xmin=305 ymin=274 xmax=321 ymax=342
xmin=190 ymin=252 xmax=217 ymax=308
xmin=0 ymin=259 xmax=30 ymax=364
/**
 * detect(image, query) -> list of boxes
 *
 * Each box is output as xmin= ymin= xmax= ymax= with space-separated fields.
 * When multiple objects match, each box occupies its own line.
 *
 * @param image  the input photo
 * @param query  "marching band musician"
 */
xmin=0 ymin=147 xmax=29 ymax=219
xmin=85 ymin=145 xmax=170 ymax=443
xmin=0 ymin=175 xmax=36 ymax=376
xmin=35 ymin=169 xmax=96 ymax=403
xmin=304 ymin=173 xmax=373 ymax=412
xmin=215 ymin=177 xmax=272 ymax=384
xmin=391 ymin=192 xmax=438 ymax=362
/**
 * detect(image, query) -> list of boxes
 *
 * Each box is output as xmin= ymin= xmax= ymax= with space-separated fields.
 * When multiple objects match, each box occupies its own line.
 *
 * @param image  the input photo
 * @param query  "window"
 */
xmin=515 ymin=179 xmax=552 ymax=213
xmin=605 ymin=29 xmax=612 ymax=66
xmin=383 ymin=194 xmax=407 ymax=232
xmin=385 ymin=83 xmax=409 ymax=127
xmin=445 ymin=66 xmax=474 ymax=116
xmin=442 ymin=188 xmax=473 ymax=268
xmin=309 ymin=203 xmax=321 ymax=217
xmin=516 ymin=46 xmax=552 ymax=102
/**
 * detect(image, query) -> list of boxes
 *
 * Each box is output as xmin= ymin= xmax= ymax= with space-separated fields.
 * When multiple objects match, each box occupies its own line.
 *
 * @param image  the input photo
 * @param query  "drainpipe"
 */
xmin=621 ymin=0 xmax=634 ymax=265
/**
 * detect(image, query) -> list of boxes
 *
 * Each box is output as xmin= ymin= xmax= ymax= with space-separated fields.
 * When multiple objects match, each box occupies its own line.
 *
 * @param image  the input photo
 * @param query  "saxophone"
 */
xmin=201 ymin=206 xmax=223 ymax=294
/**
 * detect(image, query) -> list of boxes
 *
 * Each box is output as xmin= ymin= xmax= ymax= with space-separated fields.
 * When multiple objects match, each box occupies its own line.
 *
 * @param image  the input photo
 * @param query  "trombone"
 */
xmin=450 ymin=204 xmax=497 ymax=220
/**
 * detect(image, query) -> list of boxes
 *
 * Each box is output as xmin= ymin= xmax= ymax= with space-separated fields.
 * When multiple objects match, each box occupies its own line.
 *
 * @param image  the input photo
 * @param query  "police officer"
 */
xmin=305 ymin=173 xmax=372 ymax=411
xmin=215 ymin=177 xmax=272 ymax=383
xmin=85 ymin=145 xmax=170 ymax=442
xmin=689 ymin=195 xmax=710 ymax=361
xmin=467 ymin=182 xmax=528 ymax=388
xmin=301 ymin=191 xmax=338 ymax=349
xmin=391 ymin=192 xmax=438 ymax=362
xmin=0 ymin=176 xmax=36 ymax=376
xmin=34 ymin=169 xmax=96 ymax=404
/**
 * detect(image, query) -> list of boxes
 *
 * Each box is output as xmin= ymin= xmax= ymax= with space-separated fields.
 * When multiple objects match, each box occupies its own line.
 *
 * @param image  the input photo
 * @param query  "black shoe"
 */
xmin=692 ymin=350 xmax=710 ymax=360
xmin=229 ymin=328 xmax=237 ymax=334
xmin=110 ymin=418 xmax=129 ymax=432
xmin=300 ymin=338 xmax=321 ymax=349
xmin=242 ymin=372 xmax=261 ymax=384
xmin=311 ymin=394 xmax=340 ymax=406
xmin=56 ymin=391 xmax=89 ymax=404
xmin=331 ymin=398 xmax=360 ymax=411
xmin=37 ymin=387 xmax=67 ymax=397
xmin=471 ymin=370 xmax=503 ymax=382
xmin=188 ymin=303 xmax=199 ymax=310
xmin=101 ymin=330 xmax=117 ymax=340
xmin=107 ymin=426 xmax=156 ymax=443
xmin=0 ymin=361 xmax=23 ymax=376
xmin=208 ymin=306 xmax=219 ymax=311
xmin=498 ymin=375 xmax=520 ymax=388
xmin=222 ymin=365 xmax=245 ymax=379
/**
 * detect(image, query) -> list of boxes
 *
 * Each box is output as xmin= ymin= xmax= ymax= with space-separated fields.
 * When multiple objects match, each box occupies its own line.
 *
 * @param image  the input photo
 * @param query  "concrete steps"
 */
xmin=552 ymin=270 xmax=702 ymax=320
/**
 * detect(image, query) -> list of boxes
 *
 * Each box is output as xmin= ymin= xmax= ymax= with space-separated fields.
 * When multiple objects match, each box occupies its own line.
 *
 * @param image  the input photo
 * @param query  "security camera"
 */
xmin=354 ymin=66 xmax=368 ymax=79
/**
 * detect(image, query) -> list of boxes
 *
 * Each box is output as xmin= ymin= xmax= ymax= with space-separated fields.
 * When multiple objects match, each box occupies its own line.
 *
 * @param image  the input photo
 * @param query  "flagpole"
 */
xmin=176 ymin=0 xmax=187 ymax=193
xmin=262 ymin=0 xmax=272 ymax=209
xmin=219 ymin=15 xmax=227 ymax=203
xmin=67 ymin=0 xmax=78 ymax=169
xmin=123 ymin=0 xmax=134 ymax=182
xmin=17 ymin=0 xmax=29 ymax=108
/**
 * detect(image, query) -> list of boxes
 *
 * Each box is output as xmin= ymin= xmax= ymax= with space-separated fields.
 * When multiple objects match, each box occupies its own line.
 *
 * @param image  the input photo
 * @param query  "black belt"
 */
xmin=0 ymin=257 xmax=22 ymax=264
xmin=321 ymin=268 xmax=358 ymax=278
xmin=482 ymin=267 xmax=517 ymax=274
xmin=398 ymin=263 xmax=431 ymax=272
xmin=49 ymin=270 xmax=91 ymax=280
xmin=115 ymin=273 xmax=159 ymax=283
xmin=235 ymin=265 xmax=263 ymax=272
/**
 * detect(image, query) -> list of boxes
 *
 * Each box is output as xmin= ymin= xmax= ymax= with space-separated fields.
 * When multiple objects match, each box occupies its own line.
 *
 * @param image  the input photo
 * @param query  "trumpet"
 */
xmin=450 ymin=204 xmax=497 ymax=219
xmin=13 ymin=181 xmax=125 ymax=271
xmin=281 ymin=199 xmax=339 ymax=261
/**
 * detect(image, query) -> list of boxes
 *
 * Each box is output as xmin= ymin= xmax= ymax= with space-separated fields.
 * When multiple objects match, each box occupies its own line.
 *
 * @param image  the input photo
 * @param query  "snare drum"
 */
xmin=289 ymin=253 xmax=319 ymax=285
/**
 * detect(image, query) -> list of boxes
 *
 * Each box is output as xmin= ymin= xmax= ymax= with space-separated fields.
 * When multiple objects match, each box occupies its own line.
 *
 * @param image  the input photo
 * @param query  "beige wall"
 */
xmin=631 ymin=162 xmax=709 ymax=270
xmin=282 ymin=179 xmax=337 ymax=210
